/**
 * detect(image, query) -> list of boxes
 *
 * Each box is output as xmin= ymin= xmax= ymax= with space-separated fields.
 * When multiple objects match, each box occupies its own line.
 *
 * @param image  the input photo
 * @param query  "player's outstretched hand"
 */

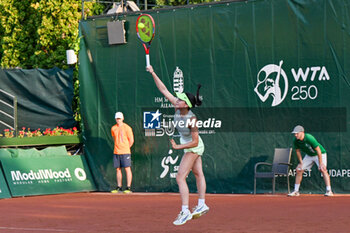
xmin=147 ymin=65 xmax=154 ymax=74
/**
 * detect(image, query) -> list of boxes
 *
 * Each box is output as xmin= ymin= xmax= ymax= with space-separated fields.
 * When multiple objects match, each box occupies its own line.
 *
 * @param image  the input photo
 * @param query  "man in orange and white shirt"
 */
xmin=111 ymin=112 xmax=134 ymax=194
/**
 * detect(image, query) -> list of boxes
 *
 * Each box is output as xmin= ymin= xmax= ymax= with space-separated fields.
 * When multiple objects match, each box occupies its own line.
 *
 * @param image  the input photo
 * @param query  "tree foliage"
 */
xmin=0 ymin=0 xmax=104 ymax=124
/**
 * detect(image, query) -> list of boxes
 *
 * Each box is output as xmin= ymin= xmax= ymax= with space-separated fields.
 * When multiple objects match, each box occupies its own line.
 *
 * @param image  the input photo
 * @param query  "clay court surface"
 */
xmin=0 ymin=192 xmax=349 ymax=233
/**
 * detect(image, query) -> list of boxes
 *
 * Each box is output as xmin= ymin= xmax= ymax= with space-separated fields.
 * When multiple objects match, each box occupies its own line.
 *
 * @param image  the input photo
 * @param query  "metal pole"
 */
xmin=13 ymin=97 xmax=18 ymax=137
xmin=82 ymin=0 xmax=85 ymax=19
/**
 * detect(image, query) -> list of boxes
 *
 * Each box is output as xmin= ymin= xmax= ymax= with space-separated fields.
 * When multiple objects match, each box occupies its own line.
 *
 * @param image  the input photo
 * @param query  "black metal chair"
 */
xmin=254 ymin=148 xmax=292 ymax=194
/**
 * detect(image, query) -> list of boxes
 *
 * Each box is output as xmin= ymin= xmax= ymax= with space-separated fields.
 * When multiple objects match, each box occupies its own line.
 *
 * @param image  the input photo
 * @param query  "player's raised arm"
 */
xmin=147 ymin=66 xmax=177 ymax=106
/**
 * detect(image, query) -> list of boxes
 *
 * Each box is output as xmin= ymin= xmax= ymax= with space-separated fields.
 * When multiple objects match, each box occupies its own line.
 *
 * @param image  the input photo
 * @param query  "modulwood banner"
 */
xmin=1 ymin=156 xmax=96 ymax=197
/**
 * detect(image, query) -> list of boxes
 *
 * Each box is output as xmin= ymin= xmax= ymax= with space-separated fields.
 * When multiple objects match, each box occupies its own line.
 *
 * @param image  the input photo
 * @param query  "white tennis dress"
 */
xmin=173 ymin=109 xmax=204 ymax=155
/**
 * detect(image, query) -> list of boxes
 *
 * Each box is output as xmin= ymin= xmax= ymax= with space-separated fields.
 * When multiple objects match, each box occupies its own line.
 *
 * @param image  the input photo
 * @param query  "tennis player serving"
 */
xmin=147 ymin=66 xmax=209 ymax=225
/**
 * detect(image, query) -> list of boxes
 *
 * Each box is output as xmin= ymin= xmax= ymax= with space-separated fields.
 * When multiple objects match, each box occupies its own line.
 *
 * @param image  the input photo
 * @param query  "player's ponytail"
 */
xmin=195 ymin=84 xmax=202 ymax=107
xmin=185 ymin=84 xmax=202 ymax=108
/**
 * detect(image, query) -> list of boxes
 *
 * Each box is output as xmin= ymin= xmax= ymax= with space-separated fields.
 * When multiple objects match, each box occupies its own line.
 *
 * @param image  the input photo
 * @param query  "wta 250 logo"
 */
xmin=254 ymin=60 xmax=330 ymax=106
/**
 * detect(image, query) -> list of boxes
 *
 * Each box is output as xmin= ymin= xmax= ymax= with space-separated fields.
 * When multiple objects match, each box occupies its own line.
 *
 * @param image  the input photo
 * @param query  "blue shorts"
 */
xmin=113 ymin=154 xmax=132 ymax=168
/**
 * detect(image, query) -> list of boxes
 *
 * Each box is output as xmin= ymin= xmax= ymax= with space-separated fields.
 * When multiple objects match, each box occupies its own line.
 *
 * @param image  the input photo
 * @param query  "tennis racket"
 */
xmin=136 ymin=14 xmax=155 ymax=68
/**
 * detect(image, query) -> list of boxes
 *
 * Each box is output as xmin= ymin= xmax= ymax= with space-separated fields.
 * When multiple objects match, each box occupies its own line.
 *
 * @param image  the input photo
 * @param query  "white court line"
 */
xmin=92 ymin=192 xmax=350 ymax=197
xmin=0 ymin=227 xmax=74 ymax=232
xmin=92 ymin=192 xmax=259 ymax=197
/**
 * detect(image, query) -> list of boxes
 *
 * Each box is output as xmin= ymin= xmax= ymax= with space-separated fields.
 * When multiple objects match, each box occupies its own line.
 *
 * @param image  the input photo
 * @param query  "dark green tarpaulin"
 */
xmin=0 ymin=67 xmax=76 ymax=131
xmin=79 ymin=0 xmax=350 ymax=193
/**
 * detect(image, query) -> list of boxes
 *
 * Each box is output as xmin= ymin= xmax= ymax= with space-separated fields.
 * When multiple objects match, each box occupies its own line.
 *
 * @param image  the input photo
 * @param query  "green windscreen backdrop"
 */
xmin=79 ymin=0 xmax=350 ymax=194
xmin=0 ymin=67 xmax=76 ymax=131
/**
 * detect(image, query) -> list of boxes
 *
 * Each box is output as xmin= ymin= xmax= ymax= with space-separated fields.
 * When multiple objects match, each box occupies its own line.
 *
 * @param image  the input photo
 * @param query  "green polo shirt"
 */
xmin=293 ymin=133 xmax=326 ymax=156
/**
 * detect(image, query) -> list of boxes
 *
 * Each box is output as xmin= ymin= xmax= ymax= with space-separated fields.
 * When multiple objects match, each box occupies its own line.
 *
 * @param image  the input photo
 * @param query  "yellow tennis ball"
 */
xmin=138 ymin=23 xmax=145 ymax=29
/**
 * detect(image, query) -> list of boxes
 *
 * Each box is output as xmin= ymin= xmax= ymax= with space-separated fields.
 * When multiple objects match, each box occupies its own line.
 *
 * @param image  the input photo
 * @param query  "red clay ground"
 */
xmin=0 ymin=192 xmax=349 ymax=233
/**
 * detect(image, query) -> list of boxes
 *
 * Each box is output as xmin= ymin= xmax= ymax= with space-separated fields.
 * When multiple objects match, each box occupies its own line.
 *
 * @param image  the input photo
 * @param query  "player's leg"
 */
xmin=295 ymin=168 xmax=304 ymax=185
xmin=110 ymin=168 xmax=123 ymax=193
xmin=191 ymin=156 xmax=209 ymax=219
xmin=111 ymin=154 xmax=123 ymax=193
xmin=120 ymin=154 xmax=132 ymax=193
xmin=289 ymin=155 xmax=313 ymax=196
xmin=124 ymin=167 xmax=133 ymax=193
xmin=321 ymin=170 xmax=332 ymax=196
xmin=322 ymin=170 xmax=331 ymax=187
xmin=173 ymin=152 xmax=198 ymax=225
xmin=192 ymin=156 xmax=206 ymax=199
xmin=116 ymin=168 xmax=122 ymax=188
xmin=316 ymin=154 xmax=333 ymax=196
xmin=288 ymin=168 xmax=303 ymax=196
xmin=177 ymin=152 xmax=198 ymax=206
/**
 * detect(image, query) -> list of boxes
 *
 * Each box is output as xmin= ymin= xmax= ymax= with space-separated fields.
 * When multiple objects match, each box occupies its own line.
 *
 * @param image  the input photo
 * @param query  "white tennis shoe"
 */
xmin=192 ymin=204 xmax=210 ymax=219
xmin=324 ymin=190 xmax=334 ymax=196
xmin=173 ymin=210 xmax=192 ymax=226
xmin=287 ymin=190 xmax=300 ymax=197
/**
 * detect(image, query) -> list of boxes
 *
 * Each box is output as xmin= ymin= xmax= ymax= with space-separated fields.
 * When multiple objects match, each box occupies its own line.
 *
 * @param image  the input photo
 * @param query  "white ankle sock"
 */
xmin=198 ymin=199 xmax=205 ymax=206
xmin=294 ymin=184 xmax=300 ymax=192
xmin=326 ymin=186 xmax=331 ymax=191
xmin=181 ymin=205 xmax=189 ymax=212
